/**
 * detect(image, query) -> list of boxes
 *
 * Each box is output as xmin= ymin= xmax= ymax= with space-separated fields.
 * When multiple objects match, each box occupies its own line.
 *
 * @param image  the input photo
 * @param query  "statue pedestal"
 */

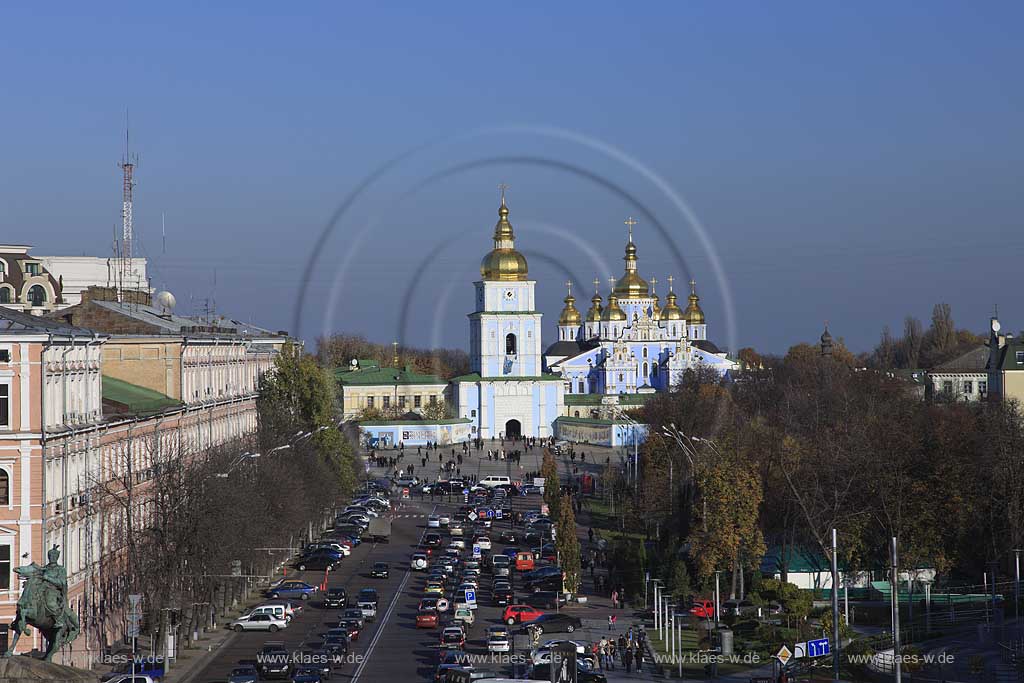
xmin=0 ymin=656 xmax=97 ymax=682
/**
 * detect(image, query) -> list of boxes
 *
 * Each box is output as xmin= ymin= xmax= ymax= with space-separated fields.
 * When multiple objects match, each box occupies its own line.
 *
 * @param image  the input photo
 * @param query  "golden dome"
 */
xmin=684 ymin=279 xmax=705 ymax=324
xmin=480 ymin=195 xmax=529 ymax=281
xmin=660 ymin=290 xmax=686 ymax=321
xmin=558 ymin=284 xmax=582 ymax=326
xmin=602 ymin=293 xmax=627 ymax=321
xmin=586 ymin=291 xmax=603 ymax=322
xmin=612 ymin=218 xmax=650 ymax=297
xmin=651 ymin=293 xmax=662 ymax=319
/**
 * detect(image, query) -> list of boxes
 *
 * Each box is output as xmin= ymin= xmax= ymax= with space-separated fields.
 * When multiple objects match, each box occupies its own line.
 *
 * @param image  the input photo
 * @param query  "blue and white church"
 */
xmin=452 ymin=194 xmax=737 ymax=442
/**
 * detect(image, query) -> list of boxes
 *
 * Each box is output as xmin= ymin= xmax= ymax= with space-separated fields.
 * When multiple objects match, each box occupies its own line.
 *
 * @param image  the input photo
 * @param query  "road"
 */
xmin=188 ymin=443 xmax=621 ymax=683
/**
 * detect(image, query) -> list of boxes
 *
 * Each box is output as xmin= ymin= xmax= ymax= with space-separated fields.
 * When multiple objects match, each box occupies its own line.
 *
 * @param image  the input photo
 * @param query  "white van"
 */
xmin=246 ymin=604 xmax=289 ymax=622
xmin=479 ymin=475 xmax=511 ymax=488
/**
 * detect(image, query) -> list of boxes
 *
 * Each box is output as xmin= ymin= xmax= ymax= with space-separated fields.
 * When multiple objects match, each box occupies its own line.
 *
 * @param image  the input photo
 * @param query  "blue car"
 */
xmin=266 ymin=580 xmax=318 ymax=600
xmin=344 ymin=535 xmax=362 ymax=546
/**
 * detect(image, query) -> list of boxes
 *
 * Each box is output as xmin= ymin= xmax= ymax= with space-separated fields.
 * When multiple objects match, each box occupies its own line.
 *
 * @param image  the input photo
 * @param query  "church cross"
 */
xmin=608 ymin=276 xmax=617 ymax=292
xmin=593 ymin=278 xmax=601 ymax=294
xmin=666 ymin=275 xmax=675 ymax=291
xmin=650 ymin=277 xmax=658 ymax=294
xmin=689 ymin=278 xmax=697 ymax=294
xmin=624 ymin=216 xmax=638 ymax=241
xmin=498 ymin=183 xmax=509 ymax=204
xmin=565 ymin=280 xmax=573 ymax=296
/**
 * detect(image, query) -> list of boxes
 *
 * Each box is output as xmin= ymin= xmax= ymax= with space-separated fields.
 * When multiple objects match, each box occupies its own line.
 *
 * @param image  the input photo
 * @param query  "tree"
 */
xmin=901 ymin=316 xmax=924 ymax=369
xmin=556 ymin=493 xmax=582 ymax=593
xmin=541 ymin=451 xmax=561 ymax=520
xmin=421 ymin=399 xmax=451 ymax=421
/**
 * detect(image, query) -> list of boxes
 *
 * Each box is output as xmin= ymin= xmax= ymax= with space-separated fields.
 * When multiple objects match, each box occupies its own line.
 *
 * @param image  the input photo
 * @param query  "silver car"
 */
xmin=228 ymin=613 xmax=288 ymax=632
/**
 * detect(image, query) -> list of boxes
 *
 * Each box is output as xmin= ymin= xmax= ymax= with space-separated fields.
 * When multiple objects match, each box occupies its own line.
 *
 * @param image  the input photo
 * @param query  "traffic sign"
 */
xmin=467 ymin=511 xmax=478 ymax=521
xmin=807 ymin=638 xmax=830 ymax=657
xmin=462 ymin=488 xmax=469 ymax=495
xmin=495 ymin=509 xmax=503 ymax=519
xmin=775 ymin=645 xmax=792 ymax=666
xmin=472 ymin=544 xmax=481 ymax=557
xmin=465 ymin=588 xmax=476 ymax=604
xmin=485 ymin=509 xmax=495 ymax=519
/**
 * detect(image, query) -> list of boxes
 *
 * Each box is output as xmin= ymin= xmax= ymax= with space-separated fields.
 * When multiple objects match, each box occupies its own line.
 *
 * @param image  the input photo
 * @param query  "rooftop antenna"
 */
xmin=118 ymin=108 xmax=139 ymax=302
xmin=162 ymin=212 xmax=166 ymax=255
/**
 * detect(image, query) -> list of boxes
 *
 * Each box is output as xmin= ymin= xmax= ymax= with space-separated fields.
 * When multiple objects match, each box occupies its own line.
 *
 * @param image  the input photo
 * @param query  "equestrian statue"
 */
xmin=3 ymin=545 xmax=81 ymax=661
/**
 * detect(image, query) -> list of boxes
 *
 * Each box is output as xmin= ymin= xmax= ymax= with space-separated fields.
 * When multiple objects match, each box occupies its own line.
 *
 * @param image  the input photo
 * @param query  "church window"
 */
xmin=578 ymin=381 xmax=584 ymax=394
xmin=643 ymin=362 xmax=648 ymax=377
xmin=471 ymin=409 xmax=477 ymax=417
xmin=505 ymin=333 xmax=517 ymax=355
xmin=643 ymin=347 xmax=648 ymax=358
xmin=28 ymin=285 xmax=46 ymax=307
xmin=653 ymin=365 xmax=659 ymax=377
xmin=618 ymin=374 xmax=623 ymax=382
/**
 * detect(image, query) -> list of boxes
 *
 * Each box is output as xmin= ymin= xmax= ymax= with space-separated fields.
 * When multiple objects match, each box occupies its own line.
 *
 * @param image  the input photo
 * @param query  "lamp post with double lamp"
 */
xmin=652 ymin=579 xmax=663 ymax=634
xmin=215 ymin=444 xmax=292 ymax=478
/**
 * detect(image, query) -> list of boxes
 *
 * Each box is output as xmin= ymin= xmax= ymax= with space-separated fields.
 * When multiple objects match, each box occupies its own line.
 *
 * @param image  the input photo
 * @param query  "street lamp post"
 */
xmin=1015 ymin=549 xmax=1022 ymax=631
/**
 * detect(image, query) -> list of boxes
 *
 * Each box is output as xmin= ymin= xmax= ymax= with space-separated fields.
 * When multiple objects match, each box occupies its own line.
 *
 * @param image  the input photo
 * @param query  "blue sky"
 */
xmin=2 ymin=2 xmax=1021 ymax=354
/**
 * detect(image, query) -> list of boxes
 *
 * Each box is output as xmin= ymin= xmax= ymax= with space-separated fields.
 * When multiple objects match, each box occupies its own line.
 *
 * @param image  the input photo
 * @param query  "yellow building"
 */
xmin=987 ymin=317 xmax=1024 ymax=406
xmin=335 ymin=360 xmax=447 ymax=419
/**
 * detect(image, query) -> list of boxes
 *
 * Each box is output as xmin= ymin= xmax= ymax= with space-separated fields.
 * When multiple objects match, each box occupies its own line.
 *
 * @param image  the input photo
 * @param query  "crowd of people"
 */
xmin=594 ymin=627 xmax=648 ymax=673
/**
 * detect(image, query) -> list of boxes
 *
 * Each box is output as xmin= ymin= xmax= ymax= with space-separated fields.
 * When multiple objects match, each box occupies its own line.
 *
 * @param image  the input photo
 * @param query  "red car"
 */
xmin=690 ymin=599 xmax=715 ymax=619
xmin=416 ymin=611 xmax=439 ymax=628
xmin=503 ymin=604 xmax=544 ymax=625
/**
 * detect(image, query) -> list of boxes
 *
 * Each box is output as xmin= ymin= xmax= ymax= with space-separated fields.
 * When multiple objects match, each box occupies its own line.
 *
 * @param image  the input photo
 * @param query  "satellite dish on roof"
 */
xmin=350 ymin=358 xmax=358 ymax=368
xmin=992 ymin=319 xmax=1001 ymax=333
xmin=154 ymin=290 xmax=176 ymax=314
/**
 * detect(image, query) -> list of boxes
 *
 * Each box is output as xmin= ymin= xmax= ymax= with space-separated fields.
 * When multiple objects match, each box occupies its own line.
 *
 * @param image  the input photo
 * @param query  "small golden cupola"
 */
xmin=480 ymin=187 xmax=529 ymax=281
xmin=602 ymin=286 xmax=628 ymax=322
xmin=586 ymin=279 xmax=603 ymax=322
xmin=612 ymin=217 xmax=650 ymax=298
xmin=684 ymin=278 xmax=705 ymax=324
xmin=558 ymin=281 xmax=582 ymax=326
xmin=660 ymin=275 xmax=686 ymax=321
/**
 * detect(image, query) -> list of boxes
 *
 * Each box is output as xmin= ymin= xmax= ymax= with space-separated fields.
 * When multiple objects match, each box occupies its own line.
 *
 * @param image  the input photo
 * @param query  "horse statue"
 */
xmin=3 ymin=546 xmax=80 ymax=661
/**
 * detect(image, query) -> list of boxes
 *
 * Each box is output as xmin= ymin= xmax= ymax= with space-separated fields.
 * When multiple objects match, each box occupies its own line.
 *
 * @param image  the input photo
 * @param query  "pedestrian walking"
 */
xmin=611 ymin=589 xmax=619 ymax=610
xmin=588 ymin=527 xmax=594 ymax=543
xmin=607 ymin=615 xmax=614 ymax=631
xmin=635 ymin=644 xmax=644 ymax=673
xmin=623 ymin=646 xmax=633 ymax=673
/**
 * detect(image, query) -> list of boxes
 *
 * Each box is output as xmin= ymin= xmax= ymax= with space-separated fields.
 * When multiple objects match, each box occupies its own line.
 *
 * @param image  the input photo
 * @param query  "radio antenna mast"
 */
xmin=118 ymin=109 xmax=139 ymax=302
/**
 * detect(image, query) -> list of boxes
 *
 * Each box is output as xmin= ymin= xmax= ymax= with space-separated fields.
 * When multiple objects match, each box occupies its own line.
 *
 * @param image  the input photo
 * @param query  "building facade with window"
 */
xmin=986 ymin=317 xmax=1024 ymax=406
xmin=335 ymin=360 xmax=448 ymax=420
xmin=0 ymin=298 xmax=282 ymax=664
xmin=928 ymin=345 xmax=988 ymax=401
xmin=0 ymin=245 xmax=65 ymax=314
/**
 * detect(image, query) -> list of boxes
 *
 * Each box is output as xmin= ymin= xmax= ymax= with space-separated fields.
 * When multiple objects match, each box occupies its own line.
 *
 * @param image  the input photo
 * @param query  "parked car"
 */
xmin=439 ymin=626 xmax=466 ymax=649
xmin=229 ymin=613 xmax=288 ymax=632
xmin=411 ymin=553 xmax=429 ymax=571
xmin=520 ymin=613 xmax=582 ymax=634
xmin=416 ymin=610 xmax=440 ymax=628
xmin=266 ymin=581 xmax=318 ymax=600
xmin=227 ymin=665 xmax=260 ymax=683
xmin=690 ymin=599 xmax=715 ymax=619
xmin=370 ymin=562 xmax=389 ymax=578
xmin=452 ymin=607 xmax=475 ymax=626
xmin=295 ymin=554 xmax=340 ymax=572
xmin=503 ymin=604 xmax=544 ymax=625
xmin=323 ymin=587 xmax=348 ymax=608
xmin=523 ymin=591 xmax=566 ymax=610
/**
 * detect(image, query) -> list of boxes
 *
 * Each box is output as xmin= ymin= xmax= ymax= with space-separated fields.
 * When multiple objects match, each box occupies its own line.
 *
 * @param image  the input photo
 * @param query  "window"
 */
xmin=27 ymin=285 xmax=46 ymax=307
xmin=0 ymin=385 xmax=7 ymax=427
xmin=471 ymin=409 xmax=477 ymax=417
xmin=0 ymin=350 xmax=8 ymax=363
xmin=643 ymin=362 xmax=649 ymax=377
xmin=1017 ymin=351 xmax=1024 ymax=364
xmin=505 ymin=333 xmax=517 ymax=355
xmin=963 ymin=380 xmax=973 ymax=395
xmin=414 ymin=395 xmax=422 ymax=408
xmin=24 ymin=263 xmax=41 ymax=276
xmin=382 ymin=395 xmax=390 ymax=408
xmin=398 ymin=395 xmax=406 ymax=409
xmin=0 ymin=545 xmax=9 ymax=589
xmin=429 ymin=395 xmax=437 ymax=405
xmin=653 ymin=365 xmax=659 ymax=377
xmin=980 ymin=381 xmax=988 ymax=395
xmin=578 ymin=381 xmax=584 ymax=394
xmin=642 ymin=347 xmax=648 ymax=358
xmin=0 ymin=289 xmax=9 ymax=304
xmin=366 ymin=396 xmax=374 ymax=408
xmin=942 ymin=381 xmax=953 ymax=394
xmin=618 ymin=373 xmax=623 ymax=382
xmin=574 ymin=411 xmax=580 ymax=417
xmin=0 ymin=470 xmax=7 ymax=505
